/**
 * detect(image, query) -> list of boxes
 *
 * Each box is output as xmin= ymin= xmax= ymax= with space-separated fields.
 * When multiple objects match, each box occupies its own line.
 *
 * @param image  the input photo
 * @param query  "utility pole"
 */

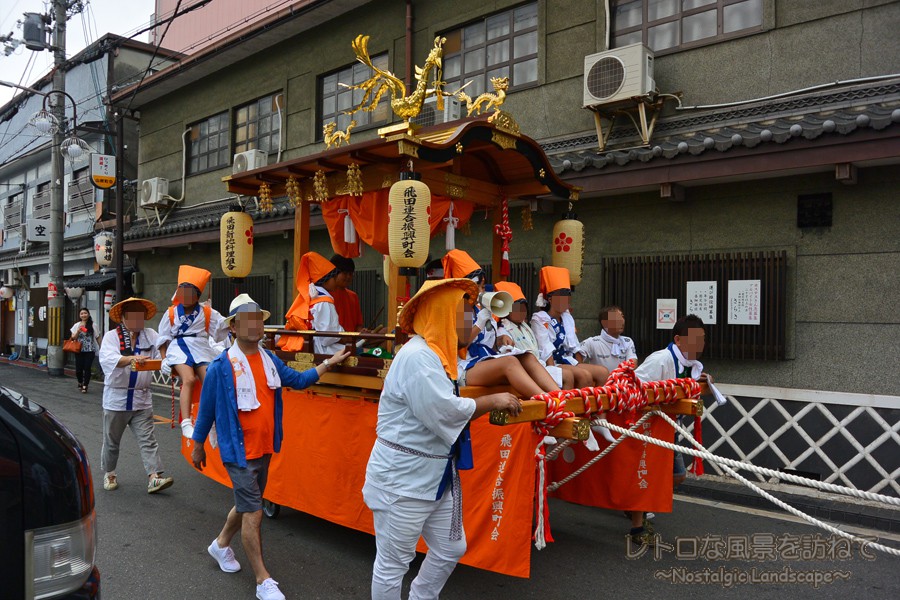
xmin=46 ymin=0 xmax=66 ymax=377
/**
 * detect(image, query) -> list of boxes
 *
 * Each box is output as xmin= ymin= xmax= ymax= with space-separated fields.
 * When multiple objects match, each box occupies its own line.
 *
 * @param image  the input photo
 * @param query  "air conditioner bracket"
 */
xmin=587 ymin=91 xmax=681 ymax=152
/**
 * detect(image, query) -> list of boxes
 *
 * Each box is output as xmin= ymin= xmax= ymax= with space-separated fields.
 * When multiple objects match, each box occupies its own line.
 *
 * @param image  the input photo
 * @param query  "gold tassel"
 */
xmin=286 ymin=176 xmax=301 ymax=207
xmin=258 ymin=183 xmax=272 ymax=212
xmin=521 ymin=205 xmax=533 ymax=231
xmin=346 ymin=163 xmax=363 ymax=196
xmin=313 ymin=170 xmax=329 ymax=203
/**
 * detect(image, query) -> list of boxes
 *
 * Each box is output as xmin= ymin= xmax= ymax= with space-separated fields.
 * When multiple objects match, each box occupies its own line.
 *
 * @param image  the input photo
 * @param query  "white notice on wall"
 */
xmin=686 ymin=281 xmax=717 ymax=324
xmin=728 ymin=280 xmax=761 ymax=325
xmin=656 ymin=298 xmax=678 ymax=329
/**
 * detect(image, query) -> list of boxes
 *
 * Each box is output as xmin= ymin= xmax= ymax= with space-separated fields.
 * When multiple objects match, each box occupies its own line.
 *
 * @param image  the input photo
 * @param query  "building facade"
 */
xmin=114 ymin=1 xmax=899 ymax=493
xmin=0 ymin=34 xmax=181 ymax=359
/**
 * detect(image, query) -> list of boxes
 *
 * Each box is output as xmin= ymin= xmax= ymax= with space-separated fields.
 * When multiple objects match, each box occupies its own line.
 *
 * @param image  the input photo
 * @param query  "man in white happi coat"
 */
xmin=576 ymin=305 xmax=638 ymax=373
xmin=363 ymin=278 xmax=522 ymax=600
xmin=98 ymin=297 xmax=173 ymax=494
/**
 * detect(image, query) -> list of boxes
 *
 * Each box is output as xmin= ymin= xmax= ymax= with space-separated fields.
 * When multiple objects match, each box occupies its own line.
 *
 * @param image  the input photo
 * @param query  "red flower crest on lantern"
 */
xmin=245 ymin=227 xmax=254 ymax=245
xmin=554 ymin=232 xmax=573 ymax=253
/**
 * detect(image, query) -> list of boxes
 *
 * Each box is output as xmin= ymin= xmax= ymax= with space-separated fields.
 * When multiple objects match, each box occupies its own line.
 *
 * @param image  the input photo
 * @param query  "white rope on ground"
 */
xmin=546 ymin=412 xmax=655 ymax=493
xmin=593 ymin=417 xmax=900 ymax=507
xmin=596 ymin=414 xmax=900 ymax=558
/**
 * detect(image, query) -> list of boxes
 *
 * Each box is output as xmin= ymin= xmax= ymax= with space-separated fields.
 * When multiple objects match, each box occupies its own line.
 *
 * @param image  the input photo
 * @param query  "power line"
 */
xmin=121 ymin=0 xmax=184 ymax=115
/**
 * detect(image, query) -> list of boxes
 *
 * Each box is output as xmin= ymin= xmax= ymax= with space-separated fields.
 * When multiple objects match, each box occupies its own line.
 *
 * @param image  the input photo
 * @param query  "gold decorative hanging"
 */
xmin=346 ymin=163 xmax=363 ymax=196
xmin=313 ymin=170 xmax=329 ymax=203
xmin=521 ymin=205 xmax=533 ymax=231
xmin=258 ymin=183 xmax=272 ymax=212
xmin=286 ymin=176 xmax=301 ymax=207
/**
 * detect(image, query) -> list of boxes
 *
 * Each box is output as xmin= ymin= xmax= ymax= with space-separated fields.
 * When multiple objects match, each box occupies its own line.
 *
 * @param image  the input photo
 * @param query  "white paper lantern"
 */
xmin=94 ymin=231 xmax=115 ymax=267
xmin=0 ymin=286 xmax=13 ymax=299
xmin=104 ymin=290 xmax=116 ymax=310
xmin=65 ymin=287 xmax=84 ymax=300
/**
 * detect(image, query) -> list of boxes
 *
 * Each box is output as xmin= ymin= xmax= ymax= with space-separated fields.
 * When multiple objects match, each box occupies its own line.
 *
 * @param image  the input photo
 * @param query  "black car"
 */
xmin=0 ymin=385 xmax=100 ymax=599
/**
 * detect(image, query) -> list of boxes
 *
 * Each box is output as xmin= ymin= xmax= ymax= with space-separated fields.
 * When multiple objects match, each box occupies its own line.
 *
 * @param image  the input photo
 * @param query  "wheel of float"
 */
xmin=262 ymin=499 xmax=280 ymax=519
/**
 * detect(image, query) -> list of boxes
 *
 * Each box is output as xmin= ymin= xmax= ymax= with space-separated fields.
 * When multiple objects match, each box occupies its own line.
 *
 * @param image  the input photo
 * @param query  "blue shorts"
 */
xmin=224 ymin=455 xmax=271 ymax=513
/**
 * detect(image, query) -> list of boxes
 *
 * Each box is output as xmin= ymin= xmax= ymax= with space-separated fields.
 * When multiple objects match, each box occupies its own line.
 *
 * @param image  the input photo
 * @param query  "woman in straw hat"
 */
xmin=97 ymin=297 xmax=173 ymax=494
xmin=363 ymin=278 xmax=522 ymax=600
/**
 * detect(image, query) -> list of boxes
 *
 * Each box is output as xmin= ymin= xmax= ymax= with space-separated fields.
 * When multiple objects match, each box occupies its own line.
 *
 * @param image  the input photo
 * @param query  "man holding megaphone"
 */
xmin=442 ymin=250 xmax=560 ymax=397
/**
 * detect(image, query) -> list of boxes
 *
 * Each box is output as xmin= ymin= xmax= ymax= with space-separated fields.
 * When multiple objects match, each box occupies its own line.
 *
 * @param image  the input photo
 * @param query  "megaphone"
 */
xmin=479 ymin=290 xmax=514 ymax=318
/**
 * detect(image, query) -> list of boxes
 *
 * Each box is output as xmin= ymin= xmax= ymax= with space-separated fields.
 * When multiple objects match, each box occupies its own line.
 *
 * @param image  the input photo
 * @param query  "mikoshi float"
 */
xmin=178 ymin=34 xmax=709 ymax=579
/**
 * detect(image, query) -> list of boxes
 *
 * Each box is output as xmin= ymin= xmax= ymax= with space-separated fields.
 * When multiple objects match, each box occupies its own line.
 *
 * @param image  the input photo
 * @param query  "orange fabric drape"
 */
xmin=548 ymin=412 xmax=676 ymax=512
xmin=320 ymin=191 xmax=475 ymax=258
xmin=183 ymin=389 xmax=538 ymax=578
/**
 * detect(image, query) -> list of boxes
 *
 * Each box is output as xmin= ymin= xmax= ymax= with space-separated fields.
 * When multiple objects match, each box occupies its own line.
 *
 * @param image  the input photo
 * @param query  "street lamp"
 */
xmin=27 ymin=89 xmax=93 ymax=159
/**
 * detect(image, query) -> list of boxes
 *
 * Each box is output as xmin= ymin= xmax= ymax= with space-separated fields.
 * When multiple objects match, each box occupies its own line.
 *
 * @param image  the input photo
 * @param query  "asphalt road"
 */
xmin=2 ymin=363 xmax=898 ymax=600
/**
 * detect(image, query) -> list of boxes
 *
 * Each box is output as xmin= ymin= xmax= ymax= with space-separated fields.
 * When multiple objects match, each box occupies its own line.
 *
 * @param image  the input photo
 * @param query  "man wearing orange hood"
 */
xmin=363 ymin=278 xmax=521 ymax=600
xmin=158 ymin=265 xmax=229 ymax=438
xmin=280 ymin=252 xmax=345 ymax=354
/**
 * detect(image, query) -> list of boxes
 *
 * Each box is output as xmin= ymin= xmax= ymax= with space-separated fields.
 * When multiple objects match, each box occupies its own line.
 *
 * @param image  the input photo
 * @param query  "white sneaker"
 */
xmin=181 ymin=418 xmax=194 ymax=439
xmin=256 ymin=578 xmax=285 ymax=600
xmin=207 ymin=539 xmax=241 ymax=573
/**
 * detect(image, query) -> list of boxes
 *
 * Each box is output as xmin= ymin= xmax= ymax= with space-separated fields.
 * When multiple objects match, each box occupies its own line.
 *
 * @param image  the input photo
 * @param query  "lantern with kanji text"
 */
xmin=93 ymin=231 xmax=115 ymax=268
xmin=220 ymin=205 xmax=253 ymax=280
xmin=388 ymin=167 xmax=431 ymax=276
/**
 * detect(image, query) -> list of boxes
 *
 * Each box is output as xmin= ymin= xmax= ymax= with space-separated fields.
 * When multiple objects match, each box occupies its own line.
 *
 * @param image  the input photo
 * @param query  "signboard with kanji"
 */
xmin=686 ymin=280 xmax=717 ymax=324
xmin=26 ymin=219 xmax=50 ymax=242
xmin=728 ymin=280 xmax=761 ymax=325
xmin=90 ymin=153 xmax=116 ymax=189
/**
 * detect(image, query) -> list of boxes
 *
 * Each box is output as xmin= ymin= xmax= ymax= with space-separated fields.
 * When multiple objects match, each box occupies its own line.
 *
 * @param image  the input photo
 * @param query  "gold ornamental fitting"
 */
xmin=489 ymin=409 xmax=510 ymax=426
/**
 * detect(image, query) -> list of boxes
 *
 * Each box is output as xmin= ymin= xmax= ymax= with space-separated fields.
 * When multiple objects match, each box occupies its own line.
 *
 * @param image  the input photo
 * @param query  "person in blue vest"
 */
xmin=192 ymin=293 xmax=349 ymax=600
xmin=97 ymin=297 xmax=173 ymax=494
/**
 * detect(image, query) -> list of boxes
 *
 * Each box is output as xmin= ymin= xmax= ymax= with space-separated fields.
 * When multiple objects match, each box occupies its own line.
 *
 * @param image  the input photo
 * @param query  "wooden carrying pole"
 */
xmin=486 ymin=383 xmax=708 ymax=426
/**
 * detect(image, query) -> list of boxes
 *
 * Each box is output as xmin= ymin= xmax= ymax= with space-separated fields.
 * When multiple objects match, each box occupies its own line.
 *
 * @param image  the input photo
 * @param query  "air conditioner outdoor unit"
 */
xmin=233 ymin=149 xmax=268 ymax=175
xmin=583 ymin=43 xmax=655 ymax=108
xmin=139 ymin=177 xmax=170 ymax=207
xmin=412 ymin=95 xmax=464 ymax=128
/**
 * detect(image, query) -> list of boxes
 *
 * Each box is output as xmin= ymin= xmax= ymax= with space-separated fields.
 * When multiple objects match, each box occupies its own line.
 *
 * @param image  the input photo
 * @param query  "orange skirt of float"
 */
xmin=182 ymin=389 xmax=540 ymax=578
xmin=547 ymin=411 xmax=675 ymax=512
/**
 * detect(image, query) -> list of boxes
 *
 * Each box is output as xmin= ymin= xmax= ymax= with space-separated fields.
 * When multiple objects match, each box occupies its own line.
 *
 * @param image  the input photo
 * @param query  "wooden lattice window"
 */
xmin=602 ymin=251 xmax=787 ymax=360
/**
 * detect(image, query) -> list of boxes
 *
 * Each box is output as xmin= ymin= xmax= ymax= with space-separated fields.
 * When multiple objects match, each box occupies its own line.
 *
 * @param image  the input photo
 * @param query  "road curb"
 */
xmin=679 ymin=477 xmax=900 ymax=535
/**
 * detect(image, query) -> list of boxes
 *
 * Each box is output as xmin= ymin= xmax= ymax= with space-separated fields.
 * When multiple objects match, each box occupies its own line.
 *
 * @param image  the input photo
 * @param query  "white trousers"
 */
xmin=363 ymin=482 xmax=467 ymax=600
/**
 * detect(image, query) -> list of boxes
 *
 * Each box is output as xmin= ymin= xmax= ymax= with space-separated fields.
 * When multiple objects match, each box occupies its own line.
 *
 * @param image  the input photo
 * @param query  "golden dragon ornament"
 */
xmin=344 ymin=34 xmax=449 ymax=128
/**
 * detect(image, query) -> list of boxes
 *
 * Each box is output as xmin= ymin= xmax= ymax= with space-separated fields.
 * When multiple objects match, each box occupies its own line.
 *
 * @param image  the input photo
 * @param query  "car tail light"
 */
xmin=25 ymin=510 xmax=96 ymax=599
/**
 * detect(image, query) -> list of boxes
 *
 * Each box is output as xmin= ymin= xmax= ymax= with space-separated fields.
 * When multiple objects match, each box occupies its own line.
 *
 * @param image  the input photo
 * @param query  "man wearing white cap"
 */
xmin=192 ymin=294 xmax=349 ymax=600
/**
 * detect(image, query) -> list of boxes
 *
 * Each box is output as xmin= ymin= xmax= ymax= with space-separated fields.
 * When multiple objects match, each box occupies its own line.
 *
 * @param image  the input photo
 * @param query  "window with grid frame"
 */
xmin=612 ymin=0 xmax=763 ymax=54
xmin=234 ymin=92 xmax=283 ymax=158
xmin=188 ymin=111 xmax=230 ymax=175
xmin=441 ymin=2 xmax=539 ymax=100
xmin=319 ymin=54 xmax=391 ymax=138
